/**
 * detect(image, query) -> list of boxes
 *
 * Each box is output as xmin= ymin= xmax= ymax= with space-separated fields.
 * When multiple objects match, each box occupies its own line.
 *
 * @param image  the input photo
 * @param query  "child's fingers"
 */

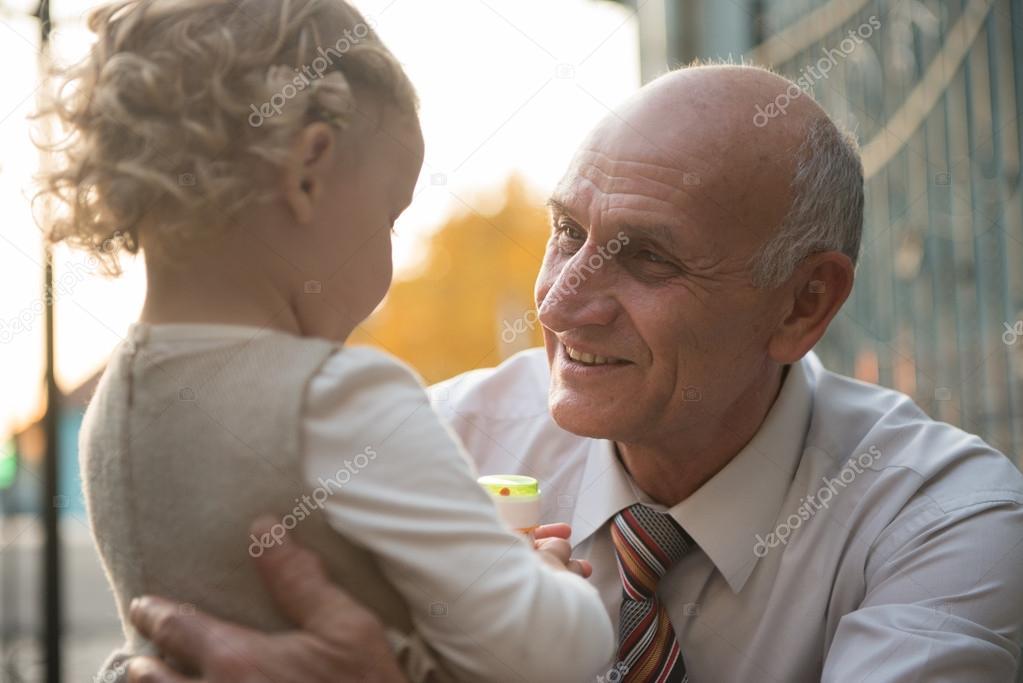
xmin=535 ymin=537 xmax=572 ymax=564
xmin=533 ymin=523 xmax=572 ymax=540
xmin=567 ymin=559 xmax=593 ymax=578
xmin=536 ymin=539 xmax=594 ymax=578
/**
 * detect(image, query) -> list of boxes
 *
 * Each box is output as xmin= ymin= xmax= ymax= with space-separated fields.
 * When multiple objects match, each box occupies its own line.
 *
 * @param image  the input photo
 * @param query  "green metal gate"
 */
xmin=752 ymin=0 xmax=1023 ymax=463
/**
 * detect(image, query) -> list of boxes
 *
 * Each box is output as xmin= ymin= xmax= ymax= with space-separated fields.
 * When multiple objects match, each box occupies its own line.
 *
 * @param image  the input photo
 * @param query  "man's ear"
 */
xmin=767 ymin=251 xmax=854 ymax=364
xmin=281 ymin=122 xmax=337 ymax=224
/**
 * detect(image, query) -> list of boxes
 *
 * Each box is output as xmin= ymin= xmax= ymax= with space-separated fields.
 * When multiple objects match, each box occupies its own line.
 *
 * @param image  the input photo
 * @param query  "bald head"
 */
xmin=563 ymin=64 xmax=862 ymax=286
xmin=623 ymin=64 xmax=831 ymax=151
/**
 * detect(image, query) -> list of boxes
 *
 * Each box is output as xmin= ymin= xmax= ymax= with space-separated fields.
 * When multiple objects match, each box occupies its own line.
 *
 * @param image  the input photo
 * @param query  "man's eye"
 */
xmin=637 ymin=249 xmax=667 ymax=263
xmin=555 ymin=222 xmax=585 ymax=245
xmin=559 ymin=223 xmax=584 ymax=239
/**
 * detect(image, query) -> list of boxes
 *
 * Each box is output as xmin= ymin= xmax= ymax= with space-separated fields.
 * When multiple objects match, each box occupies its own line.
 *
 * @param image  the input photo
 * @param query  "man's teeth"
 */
xmin=565 ymin=346 xmax=620 ymax=365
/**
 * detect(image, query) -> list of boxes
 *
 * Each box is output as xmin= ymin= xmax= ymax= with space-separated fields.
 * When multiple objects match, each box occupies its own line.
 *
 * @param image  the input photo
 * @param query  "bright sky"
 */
xmin=0 ymin=0 xmax=639 ymax=434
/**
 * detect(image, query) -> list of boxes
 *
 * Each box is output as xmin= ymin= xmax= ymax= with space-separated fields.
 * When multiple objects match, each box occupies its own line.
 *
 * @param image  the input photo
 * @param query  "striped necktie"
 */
xmin=611 ymin=503 xmax=695 ymax=683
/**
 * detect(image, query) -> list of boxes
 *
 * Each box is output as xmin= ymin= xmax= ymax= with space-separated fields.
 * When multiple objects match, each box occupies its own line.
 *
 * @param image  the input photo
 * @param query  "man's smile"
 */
xmin=557 ymin=341 xmax=632 ymax=370
xmin=564 ymin=345 xmax=627 ymax=366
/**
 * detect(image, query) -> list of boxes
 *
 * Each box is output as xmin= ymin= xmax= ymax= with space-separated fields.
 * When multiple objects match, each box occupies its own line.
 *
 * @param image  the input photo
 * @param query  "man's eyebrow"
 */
xmin=545 ymin=198 xmax=571 ymax=217
xmin=627 ymin=224 xmax=680 ymax=250
xmin=545 ymin=197 xmax=681 ymax=252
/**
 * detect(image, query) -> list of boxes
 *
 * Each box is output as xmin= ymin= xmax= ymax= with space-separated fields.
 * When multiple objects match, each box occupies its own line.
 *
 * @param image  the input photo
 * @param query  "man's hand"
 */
xmin=126 ymin=517 xmax=408 ymax=683
xmin=533 ymin=522 xmax=593 ymax=578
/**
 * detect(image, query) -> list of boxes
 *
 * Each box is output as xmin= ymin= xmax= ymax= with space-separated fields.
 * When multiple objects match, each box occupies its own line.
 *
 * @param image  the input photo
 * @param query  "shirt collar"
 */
xmin=570 ymin=353 xmax=815 ymax=594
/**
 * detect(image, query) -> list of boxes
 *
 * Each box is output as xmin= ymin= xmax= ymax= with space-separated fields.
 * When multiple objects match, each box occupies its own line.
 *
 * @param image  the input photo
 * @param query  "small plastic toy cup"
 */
xmin=478 ymin=474 xmax=541 ymax=541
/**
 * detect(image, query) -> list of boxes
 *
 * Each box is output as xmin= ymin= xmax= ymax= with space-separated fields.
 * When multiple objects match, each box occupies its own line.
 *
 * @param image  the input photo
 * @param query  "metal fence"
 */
xmin=751 ymin=0 xmax=1023 ymax=463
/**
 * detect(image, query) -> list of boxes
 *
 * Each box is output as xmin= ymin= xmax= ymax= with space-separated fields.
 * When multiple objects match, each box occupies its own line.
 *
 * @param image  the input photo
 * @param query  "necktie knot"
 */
xmin=611 ymin=503 xmax=693 ymax=600
xmin=611 ymin=503 xmax=693 ymax=681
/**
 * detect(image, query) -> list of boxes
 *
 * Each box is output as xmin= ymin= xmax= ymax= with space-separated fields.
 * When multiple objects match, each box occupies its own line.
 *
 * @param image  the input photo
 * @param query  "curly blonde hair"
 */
xmin=37 ymin=0 xmax=417 ymax=274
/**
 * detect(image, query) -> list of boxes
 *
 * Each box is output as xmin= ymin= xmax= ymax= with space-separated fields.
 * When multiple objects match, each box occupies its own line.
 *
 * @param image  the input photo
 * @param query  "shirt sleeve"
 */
xmin=822 ymin=493 xmax=1023 ymax=682
xmin=302 ymin=347 xmax=615 ymax=683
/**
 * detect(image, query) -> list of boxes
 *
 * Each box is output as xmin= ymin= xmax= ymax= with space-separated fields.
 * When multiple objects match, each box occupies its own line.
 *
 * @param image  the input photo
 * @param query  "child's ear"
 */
xmin=282 ymin=122 xmax=337 ymax=224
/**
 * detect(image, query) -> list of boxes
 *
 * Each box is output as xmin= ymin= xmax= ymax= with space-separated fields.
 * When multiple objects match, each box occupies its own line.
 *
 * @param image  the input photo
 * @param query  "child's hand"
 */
xmin=533 ymin=523 xmax=593 ymax=578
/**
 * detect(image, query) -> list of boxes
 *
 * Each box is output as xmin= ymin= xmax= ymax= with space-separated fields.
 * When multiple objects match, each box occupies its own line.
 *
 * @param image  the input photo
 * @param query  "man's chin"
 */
xmin=548 ymin=400 xmax=625 ymax=440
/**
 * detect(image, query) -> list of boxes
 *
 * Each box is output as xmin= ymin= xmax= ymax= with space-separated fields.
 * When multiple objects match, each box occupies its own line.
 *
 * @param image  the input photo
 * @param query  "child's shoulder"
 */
xmin=313 ymin=344 xmax=430 ymax=404
xmin=303 ymin=345 xmax=455 ymax=464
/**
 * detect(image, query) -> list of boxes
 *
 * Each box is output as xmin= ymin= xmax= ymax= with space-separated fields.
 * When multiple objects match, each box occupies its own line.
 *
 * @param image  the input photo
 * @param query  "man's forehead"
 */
xmin=568 ymin=141 xmax=709 ymax=183
xmin=551 ymin=144 xmax=721 ymax=225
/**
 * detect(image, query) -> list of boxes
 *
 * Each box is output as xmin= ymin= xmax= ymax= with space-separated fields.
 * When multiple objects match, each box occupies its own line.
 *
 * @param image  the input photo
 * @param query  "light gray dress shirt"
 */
xmin=430 ymin=348 xmax=1023 ymax=682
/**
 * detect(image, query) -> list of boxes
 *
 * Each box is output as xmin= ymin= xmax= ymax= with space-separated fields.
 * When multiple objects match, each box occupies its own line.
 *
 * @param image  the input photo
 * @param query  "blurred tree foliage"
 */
xmin=350 ymin=177 xmax=550 ymax=384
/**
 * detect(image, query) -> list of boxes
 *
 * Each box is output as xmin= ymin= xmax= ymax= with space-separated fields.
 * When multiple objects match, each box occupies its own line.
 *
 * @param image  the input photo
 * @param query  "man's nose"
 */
xmin=538 ymin=247 xmax=618 ymax=331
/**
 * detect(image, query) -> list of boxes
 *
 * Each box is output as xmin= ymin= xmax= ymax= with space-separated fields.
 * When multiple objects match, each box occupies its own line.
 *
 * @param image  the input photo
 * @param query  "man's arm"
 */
xmin=822 ymin=498 xmax=1023 ymax=682
xmin=126 ymin=518 xmax=408 ymax=683
xmin=126 ymin=521 xmax=588 ymax=683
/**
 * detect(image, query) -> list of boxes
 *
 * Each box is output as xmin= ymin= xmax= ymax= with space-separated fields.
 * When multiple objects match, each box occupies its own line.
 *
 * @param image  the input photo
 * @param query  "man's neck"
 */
xmin=616 ymin=364 xmax=788 ymax=507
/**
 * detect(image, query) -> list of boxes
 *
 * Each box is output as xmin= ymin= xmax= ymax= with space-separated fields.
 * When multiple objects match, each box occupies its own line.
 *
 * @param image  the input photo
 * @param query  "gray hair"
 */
xmin=750 ymin=118 xmax=864 ymax=288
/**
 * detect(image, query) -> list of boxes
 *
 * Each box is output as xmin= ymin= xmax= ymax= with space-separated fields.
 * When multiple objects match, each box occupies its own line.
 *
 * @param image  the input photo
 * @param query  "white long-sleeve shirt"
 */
xmin=430 ymin=347 xmax=1023 ymax=682
xmin=301 ymin=341 xmax=614 ymax=682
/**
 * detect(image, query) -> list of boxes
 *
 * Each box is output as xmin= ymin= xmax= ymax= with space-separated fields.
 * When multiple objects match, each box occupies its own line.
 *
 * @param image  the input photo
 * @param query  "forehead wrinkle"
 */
xmin=570 ymin=151 xmax=729 ymax=232
xmin=576 ymin=162 xmax=690 ymax=206
xmin=575 ymin=148 xmax=700 ymax=194
xmin=580 ymin=113 xmax=723 ymax=171
xmin=575 ymin=141 xmax=761 ymax=239
xmin=551 ymin=173 xmax=613 ymax=234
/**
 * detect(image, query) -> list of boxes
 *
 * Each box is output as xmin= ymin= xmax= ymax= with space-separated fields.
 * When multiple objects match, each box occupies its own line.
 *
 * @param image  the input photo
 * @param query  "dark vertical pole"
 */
xmin=0 ymin=471 xmax=11 ymax=677
xmin=42 ymin=258 xmax=61 ymax=683
xmin=34 ymin=0 xmax=61 ymax=680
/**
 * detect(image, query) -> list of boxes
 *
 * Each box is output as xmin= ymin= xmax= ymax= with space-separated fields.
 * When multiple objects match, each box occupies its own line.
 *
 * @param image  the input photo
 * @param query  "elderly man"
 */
xmin=127 ymin=65 xmax=1023 ymax=683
